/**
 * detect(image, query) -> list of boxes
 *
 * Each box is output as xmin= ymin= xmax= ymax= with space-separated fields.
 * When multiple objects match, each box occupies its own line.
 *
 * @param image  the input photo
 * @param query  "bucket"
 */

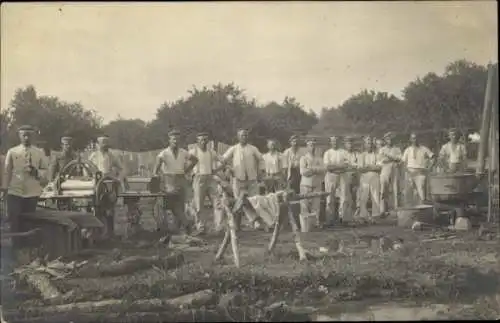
xmin=396 ymin=205 xmax=434 ymax=228
xmin=299 ymin=212 xmax=318 ymax=232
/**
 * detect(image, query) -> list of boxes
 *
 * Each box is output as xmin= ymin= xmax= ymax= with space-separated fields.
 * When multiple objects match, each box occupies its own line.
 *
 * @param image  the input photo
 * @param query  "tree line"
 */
xmin=0 ymin=59 xmax=493 ymax=153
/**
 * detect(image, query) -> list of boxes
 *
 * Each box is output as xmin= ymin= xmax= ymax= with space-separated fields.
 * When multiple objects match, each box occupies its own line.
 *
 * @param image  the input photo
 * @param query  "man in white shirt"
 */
xmin=221 ymin=129 xmax=263 ymax=230
xmin=379 ymin=132 xmax=403 ymax=215
xmin=438 ymin=129 xmax=467 ymax=173
xmin=343 ymin=136 xmax=358 ymax=222
xmin=402 ymin=132 xmax=436 ymax=204
xmin=222 ymin=129 xmax=263 ymax=198
xmin=2 ymin=125 xmax=48 ymax=248
xmin=299 ymin=138 xmax=325 ymax=227
xmin=88 ymin=135 xmax=124 ymax=237
xmin=88 ymin=136 xmax=123 ymax=177
xmin=154 ymin=130 xmax=198 ymax=235
xmin=189 ymin=132 xmax=224 ymax=235
xmin=262 ymin=139 xmax=283 ymax=193
xmin=357 ymin=136 xmax=382 ymax=220
xmin=323 ymin=136 xmax=348 ymax=226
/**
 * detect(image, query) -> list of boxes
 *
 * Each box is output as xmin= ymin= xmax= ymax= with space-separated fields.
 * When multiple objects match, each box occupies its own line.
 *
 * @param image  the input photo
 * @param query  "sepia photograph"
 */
xmin=0 ymin=1 xmax=498 ymax=322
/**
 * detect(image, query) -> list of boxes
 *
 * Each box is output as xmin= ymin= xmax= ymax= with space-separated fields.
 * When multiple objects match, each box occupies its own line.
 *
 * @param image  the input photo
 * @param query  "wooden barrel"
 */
xmin=429 ymin=173 xmax=478 ymax=201
xmin=396 ymin=205 xmax=434 ymax=228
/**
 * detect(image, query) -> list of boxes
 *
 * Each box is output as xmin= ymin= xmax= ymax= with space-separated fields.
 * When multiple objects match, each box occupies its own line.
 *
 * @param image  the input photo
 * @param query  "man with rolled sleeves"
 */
xmin=49 ymin=136 xmax=80 ymax=181
xmin=1 ymin=125 xmax=48 ymax=248
xmin=189 ymin=132 xmax=224 ymax=235
xmin=402 ymin=132 xmax=436 ymax=204
xmin=323 ymin=136 xmax=348 ymax=226
xmin=379 ymin=132 xmax=403 ymax=215
xmin=343 ymin=136 xmax=358 ymax=222
xmin=221 ymin=129 xmax=263 ymax=230
xmin=438 ymin=128 xmax=467 ymax=174
xmin=154 ymin=129 xmax=198 ymax=235
xmin=299 ymin=138 xmax=325 ymax=227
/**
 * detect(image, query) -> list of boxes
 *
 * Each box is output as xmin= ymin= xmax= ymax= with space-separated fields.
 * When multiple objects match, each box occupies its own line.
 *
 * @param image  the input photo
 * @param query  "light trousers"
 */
xmin=192 ymin=174 xmax=223 ymax=232
xmin=324 ymin=173 xmax=349 ymax=224
xmin=405 ymin=168 xmax=428 ymax=205
xmin=232 ymin=178 xmax=259 ymax=225
xmin=358 ymin=171 xmax=381 ymax=218
xmin=380 ymin=163 xmax=401 ymax=214
xmin=300 ymin=185 xmax=322 ymax=226
xmin=342 ymin=172 xmax=356 ymax=221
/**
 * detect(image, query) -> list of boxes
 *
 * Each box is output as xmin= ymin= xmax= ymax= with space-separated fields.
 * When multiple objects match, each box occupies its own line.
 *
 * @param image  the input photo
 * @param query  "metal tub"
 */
xmin=429 ymin=173 xmax=478 ymax=202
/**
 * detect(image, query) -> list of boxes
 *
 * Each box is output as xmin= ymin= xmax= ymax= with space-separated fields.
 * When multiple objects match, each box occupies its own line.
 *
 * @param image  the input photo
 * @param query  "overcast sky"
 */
xmin=1 ymin=1 xmax=497 ymax=123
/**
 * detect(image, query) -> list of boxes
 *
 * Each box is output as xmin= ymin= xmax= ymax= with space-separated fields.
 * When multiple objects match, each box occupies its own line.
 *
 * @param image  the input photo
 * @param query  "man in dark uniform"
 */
xmin=49 ymin=136 xmax=80 ymax=181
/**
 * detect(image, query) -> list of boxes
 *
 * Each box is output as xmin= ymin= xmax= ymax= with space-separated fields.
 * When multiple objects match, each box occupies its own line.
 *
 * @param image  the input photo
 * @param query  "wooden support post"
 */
xmin=227 ymin=206 xmax=240 ymax=268
xmin=214 ymin=229 xmax=230 ymax=262
xmin=267 ymin=206 xmax=284 ymax=253
xmin=287 ymin=203 xmax=307 ymax=261
xmin=215 ymin=191 xmax=241 ymax=267
xmin=477 ymin=64 xmax=496 ymax=175
xmin=487 ymin=67 xmax=499 ymax=225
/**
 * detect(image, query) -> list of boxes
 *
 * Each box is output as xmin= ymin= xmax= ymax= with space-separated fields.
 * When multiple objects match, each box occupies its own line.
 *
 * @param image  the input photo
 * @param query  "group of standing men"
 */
xmin=149 ymin=127 xmax=468 ymax=235
xmin=1 ymin=125 xmax=468 ymax=240
xmin=1 ymin=126 xmax=125 ymax=242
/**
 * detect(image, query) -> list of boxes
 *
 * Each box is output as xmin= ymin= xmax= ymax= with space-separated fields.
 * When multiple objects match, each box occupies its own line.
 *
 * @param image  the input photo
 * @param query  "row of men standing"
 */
xmin=151 ymin=128 xmax=467 ymax=235
xmin=1 ymin=126 xmax=468 ymax=239
xmin=292 ymin=129 xmax=467 ymax=227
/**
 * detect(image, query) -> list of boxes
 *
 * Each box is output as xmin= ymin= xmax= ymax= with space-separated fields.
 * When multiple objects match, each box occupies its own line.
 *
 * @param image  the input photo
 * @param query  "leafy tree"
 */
xmin=147 ymin=83 xmax=317 ymax=151
xmin=101 ymin=117 xmax=150 ymax=152
xmin=5 ymin=86 xmax=102 ymax=151
xmin=312 ymin=90 xmax=404 ymax=137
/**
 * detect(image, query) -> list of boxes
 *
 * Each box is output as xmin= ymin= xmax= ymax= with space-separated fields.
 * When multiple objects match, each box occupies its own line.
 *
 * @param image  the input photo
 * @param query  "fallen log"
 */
xmin=10 ymin=289 xmax=216 ymax=318
xmin=75 ymin=253 xmax=184 ymax=278
xmin=4 ymin=309 xmax=224 ymax=323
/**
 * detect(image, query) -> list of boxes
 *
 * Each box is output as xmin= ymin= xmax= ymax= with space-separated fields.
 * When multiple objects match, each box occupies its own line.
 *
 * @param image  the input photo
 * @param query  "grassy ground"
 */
xmin=3 ymin=201 xmax=500 ymax=322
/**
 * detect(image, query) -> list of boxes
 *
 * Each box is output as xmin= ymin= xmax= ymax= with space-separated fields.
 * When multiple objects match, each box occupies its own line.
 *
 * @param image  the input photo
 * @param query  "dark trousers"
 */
xmin=163 ymin=191 xmax=189 ymax=234
xmin=287 ymin=167 xmax=301 ymax=229
xmin=2 ymin=195 xmax=38 ymax=306
xmin=5 ymin=194 xmax=38 ymax=246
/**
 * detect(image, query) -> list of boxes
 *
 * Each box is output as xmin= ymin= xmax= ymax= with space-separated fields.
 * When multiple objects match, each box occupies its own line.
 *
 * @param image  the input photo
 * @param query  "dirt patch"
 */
xmin=4 ymin=208 xmax=500 ymax=322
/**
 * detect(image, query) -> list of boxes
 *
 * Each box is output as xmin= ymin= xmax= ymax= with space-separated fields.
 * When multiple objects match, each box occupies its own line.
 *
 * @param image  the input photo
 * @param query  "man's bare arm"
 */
xmin=153 ymin=155 xmax=163 ymax=176
xmin=2 ymin=151 xmax=13 ymax=190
